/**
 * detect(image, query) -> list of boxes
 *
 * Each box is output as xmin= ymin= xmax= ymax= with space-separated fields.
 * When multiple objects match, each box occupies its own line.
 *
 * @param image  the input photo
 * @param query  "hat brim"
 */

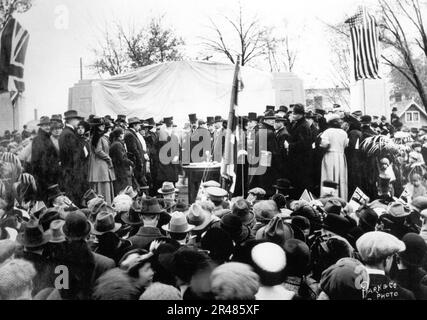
xmin=49 ymin=236 xmax=66 ymax=243
xmin=92 ymin=223 xmax=122 ymax=236
xmin=162 ymin=224 xmax=195 ymax=233
xmin=121 ymin=213 xmax=144 ymax=226
xmin=158 ymin=188 xmax=179 ymax=195
xmin=62 ymin=221 xmax=93 ymax=240
xmin=191 ymin=215 xmax=215 ymax=231
xmin=273 ymin=185 xmax=294 ymax=190
xmin=64 ymin=116 xmax=84 ymax=121
xmin=16 ymin=232 xmax=51 ymax=248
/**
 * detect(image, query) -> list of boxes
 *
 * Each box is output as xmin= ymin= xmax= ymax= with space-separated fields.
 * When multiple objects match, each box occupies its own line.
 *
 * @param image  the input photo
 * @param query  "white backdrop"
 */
xmin=91 ymin=60 xmax=276 ymax=126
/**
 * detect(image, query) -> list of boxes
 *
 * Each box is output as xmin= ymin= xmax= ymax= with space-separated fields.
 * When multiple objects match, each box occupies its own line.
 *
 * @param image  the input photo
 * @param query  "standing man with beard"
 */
xmin=58 ymin=110 xmax=86 ymax=206
xmin=248 ymin=110 xmax=280 ymax=197
xmin=31 ymin=116 xmax=61 ymax=203
xmin=285 ymin=104 xmax=313 ymax=198
xmin=156 ymin=117 xmax=180 ymax=190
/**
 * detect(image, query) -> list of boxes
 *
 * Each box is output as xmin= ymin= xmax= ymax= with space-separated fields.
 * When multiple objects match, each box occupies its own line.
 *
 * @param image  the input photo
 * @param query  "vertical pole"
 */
xmin=80 ymin=57 xmax=83 ymax=81
xmin=363 ymin=79 xmax=367 ymax=115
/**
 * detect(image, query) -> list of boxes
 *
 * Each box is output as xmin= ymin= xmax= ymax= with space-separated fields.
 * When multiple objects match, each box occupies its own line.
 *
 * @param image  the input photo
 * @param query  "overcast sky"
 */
xmin=16 ymin=0 xmax=378 ymax=123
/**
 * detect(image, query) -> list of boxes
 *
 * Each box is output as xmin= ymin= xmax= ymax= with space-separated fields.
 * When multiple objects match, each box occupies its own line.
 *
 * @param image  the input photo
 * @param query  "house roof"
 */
xmin=393 ymin=99 xmax=427 ymax=118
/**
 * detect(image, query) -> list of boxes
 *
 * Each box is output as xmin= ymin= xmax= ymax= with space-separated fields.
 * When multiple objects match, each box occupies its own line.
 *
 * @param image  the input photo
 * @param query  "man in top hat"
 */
xmin=128 ymin=198 xmax=167 ymax=249
xmin=276 ymin=106 xmax=288 ymax=118
xmin=59 ymin=110 xmax=88 ymax=206
xmin=155 ymin=117 xmax=180 ymax=193
xmin=274 ymin=114 xmax=290 ymax=180
xmin=247 ymin=110 xmax=280 ymax=197
xmin=206 ymin=117 xmax=215 ymax=152
xmin=189 ymin=117 xmax=211 ymax=164
xmin=212 ymin=115 xmax=226 ymax=162
xmin=124 ymin=117 xmax=149 ymax=191
xmin=245 ymin=112 xmax=258 ymax=164
xmin=142 ymin=118 xmax=159 ymax=196
xmin=264 ymin=105 xmax=276 ymax=116
xmin=285 ymin=104 xmax=313 ymax=197
xmin=31 ymin=116 xmax=62 ymax=203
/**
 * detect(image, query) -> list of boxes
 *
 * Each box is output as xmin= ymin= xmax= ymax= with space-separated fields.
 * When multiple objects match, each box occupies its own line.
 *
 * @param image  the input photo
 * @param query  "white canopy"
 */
xmin=91 ymin=60 xmax=275 ymax=125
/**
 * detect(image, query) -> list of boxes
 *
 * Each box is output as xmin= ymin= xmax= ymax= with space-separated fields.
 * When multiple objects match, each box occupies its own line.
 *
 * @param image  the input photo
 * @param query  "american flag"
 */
xmin=0 ymin=17 xmax=30 ymax=99
xmin=346 ymin=6 xmax=380 ymax=81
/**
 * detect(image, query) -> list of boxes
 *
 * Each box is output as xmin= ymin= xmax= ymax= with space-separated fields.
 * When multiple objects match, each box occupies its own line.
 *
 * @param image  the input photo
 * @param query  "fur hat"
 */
xmin=210 ymin=263 xmax=260 ymax=300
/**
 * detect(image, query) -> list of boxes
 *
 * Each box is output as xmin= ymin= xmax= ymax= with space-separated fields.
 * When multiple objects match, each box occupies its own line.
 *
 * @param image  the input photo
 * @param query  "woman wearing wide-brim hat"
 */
xmin=88 ymin=117 xmax=116 ymax=205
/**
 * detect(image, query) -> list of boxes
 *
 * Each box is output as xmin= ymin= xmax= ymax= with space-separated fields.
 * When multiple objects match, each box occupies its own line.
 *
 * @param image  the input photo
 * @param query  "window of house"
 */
xmin=406 ymin=111 xmax=420 ymax=123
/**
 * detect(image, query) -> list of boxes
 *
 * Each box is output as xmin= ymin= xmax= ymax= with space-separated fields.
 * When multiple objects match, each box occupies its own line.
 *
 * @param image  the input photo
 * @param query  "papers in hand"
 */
xmin=348 ymin=187 xmax=370 ymax=212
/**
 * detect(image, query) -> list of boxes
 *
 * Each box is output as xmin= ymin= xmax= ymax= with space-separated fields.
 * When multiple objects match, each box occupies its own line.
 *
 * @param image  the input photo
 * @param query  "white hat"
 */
xmin=356 ymin=231 xmax=405 ymax=264
xmin=251 ymin=242 xmax=286 ymax=273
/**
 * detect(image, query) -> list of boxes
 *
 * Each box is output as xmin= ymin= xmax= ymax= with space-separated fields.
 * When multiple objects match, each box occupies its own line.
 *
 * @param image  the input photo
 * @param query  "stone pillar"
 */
xmin=272 ymin=72 xmax=305 ymax=107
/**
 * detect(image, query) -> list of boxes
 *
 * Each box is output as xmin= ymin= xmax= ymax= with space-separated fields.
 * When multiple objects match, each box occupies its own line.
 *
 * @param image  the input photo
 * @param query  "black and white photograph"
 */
xmin=0 ymin=0 xmax=427 ymax=307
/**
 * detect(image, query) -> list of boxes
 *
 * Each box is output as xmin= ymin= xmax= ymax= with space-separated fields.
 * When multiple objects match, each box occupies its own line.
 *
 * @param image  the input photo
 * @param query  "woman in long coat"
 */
xmin=31 ymin=117 xmax=61 ymax=202
xmin=110 ymin=127 xmax=134 ymax=195
xmin=88 ymin=118 xmax=116 ymax=205
xmin=320 ymin=115 xmax=349 ymax=200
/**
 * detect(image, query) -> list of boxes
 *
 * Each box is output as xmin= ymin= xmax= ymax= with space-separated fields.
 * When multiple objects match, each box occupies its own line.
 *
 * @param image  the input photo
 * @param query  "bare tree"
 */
xmin=263 ymin=21 xmax=301 ymax=73
xmin=201 ymin=3 xmax=268 ymax=66
xmin=378 ymin=0 xmax=427 ymax=110
xmin=91 ymin=16 xmax=185 ymax=77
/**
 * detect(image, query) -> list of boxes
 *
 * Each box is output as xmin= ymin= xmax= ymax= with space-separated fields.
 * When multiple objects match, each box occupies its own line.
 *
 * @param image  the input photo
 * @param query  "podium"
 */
xmin=182 ymin=163 xmax=221 ymax=204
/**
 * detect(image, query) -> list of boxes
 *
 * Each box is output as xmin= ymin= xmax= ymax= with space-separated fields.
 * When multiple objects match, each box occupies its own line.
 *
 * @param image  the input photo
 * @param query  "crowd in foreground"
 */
xmin=0 ymin=104 xmax=426 ymax=300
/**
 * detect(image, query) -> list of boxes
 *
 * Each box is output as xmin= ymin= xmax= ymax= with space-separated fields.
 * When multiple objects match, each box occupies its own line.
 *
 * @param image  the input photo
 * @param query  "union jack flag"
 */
xmin=0 ymin=17 xmax=30 ymax=98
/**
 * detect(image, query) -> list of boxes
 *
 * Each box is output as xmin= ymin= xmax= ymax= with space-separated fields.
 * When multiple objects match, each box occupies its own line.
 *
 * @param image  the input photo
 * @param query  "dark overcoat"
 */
xmin=59 ymin=125 xmax=89 ymax=206
xmin=287 ymin=118 xmax=313 ymax=196
xmin=31 ymin=129 xmax=61 ymax=202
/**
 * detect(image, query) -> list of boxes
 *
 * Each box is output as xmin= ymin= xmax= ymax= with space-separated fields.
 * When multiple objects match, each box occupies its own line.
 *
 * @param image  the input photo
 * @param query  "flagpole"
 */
xmin=363 ymin=78 xmax=367 ymax=115
xmin=221 ymin=56 xmax=241 ymax=179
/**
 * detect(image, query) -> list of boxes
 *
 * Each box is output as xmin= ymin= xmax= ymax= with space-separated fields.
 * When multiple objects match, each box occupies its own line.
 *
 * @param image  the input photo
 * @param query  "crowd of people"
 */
xmin=0 ymin=104 xmax=426 ymax=300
